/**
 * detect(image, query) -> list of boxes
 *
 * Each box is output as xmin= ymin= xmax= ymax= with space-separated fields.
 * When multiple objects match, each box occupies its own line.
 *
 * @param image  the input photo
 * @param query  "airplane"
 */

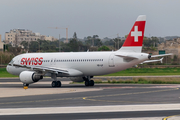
xmin=6 ymin=15 xmax=171 ymax=88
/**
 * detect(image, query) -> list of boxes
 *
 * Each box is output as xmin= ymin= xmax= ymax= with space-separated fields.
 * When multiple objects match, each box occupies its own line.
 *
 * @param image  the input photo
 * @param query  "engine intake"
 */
xmin=19 ymin=71 xmax=43 ymax=84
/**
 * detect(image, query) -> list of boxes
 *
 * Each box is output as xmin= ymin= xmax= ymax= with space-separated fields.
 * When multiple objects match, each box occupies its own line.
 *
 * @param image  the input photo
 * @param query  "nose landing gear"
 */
xmin=23 ymin=83 xmax=29 ymax=89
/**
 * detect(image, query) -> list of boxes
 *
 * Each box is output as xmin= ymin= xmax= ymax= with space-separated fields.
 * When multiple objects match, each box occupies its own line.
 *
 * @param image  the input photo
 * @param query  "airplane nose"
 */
xmin=6 ymin=65 xmax=11 ymax=74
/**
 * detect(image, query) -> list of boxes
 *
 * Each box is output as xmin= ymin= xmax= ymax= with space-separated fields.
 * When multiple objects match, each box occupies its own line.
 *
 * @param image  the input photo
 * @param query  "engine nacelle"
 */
xmin=69 ymin=77 xmax=84 ymax=82
xmin=19 ymin=71 xmax=43 ymax=84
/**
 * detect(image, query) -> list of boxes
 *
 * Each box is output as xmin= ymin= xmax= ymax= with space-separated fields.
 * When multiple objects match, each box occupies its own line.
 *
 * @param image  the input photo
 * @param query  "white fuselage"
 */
xmin=6 ymin=51 xmax=149 ymax=77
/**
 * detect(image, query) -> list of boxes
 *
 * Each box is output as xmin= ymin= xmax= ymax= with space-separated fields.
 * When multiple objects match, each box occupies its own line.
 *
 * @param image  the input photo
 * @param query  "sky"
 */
xmin=0 ymin=0 xmax=180 ymax=40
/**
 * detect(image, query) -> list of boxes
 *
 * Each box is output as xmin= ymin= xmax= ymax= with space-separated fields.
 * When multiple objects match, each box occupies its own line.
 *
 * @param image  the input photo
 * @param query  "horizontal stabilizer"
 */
xmin=141 ymin=57 xmax=163 ymax=64
xmin=151 ymin=53 xmax=173 ymax=58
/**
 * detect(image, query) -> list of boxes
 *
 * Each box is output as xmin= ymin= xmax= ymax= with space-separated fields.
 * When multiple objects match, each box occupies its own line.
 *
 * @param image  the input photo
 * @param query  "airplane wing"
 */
xmin=13 ymin=64 xmax=69 ymax=74
xmin=141 ymin=58 xmax=163 ymax=64
xmin=12 ymin=64 xmax=83 ymax=76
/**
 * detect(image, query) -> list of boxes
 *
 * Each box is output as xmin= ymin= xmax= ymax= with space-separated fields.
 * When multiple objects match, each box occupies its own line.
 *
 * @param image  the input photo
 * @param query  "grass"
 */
xmin=2 ymin=66 xmax=180 ymax=84
xmin=104 ymin=67 xmax=180 ymax=76
xmin=0 ymin=68 xmax=18 ymax=77
xmin=1 ymin=67 xmax=180 ymax=78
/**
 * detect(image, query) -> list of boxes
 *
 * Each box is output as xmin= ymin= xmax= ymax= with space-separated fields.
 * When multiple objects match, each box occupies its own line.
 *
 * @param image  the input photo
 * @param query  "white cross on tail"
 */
xmin=131 ymin=26 xmax=142 ymax=42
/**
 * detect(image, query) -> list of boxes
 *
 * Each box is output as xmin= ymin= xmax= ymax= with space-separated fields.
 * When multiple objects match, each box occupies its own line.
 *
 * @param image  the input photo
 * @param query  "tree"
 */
xmin=20 ymin=41 xmax=28 ymax=50
xmin=68 ymin=32 xmax=79 ymax=52
xmin=85 ymin=36 xmax=92 ymax=46
xmin=8 ymin=46 xmax=22 ymax=55
xmin=143 ymin=36 xmax=159 ymax=48
xmin=98 ymin=46 xmax=110 ymax=51
xmin=29 ymin=41 xmax=39 ymax=52
xmin=94 ymin=39 xmax=102 ymax=47
xmin=73 ymin=32 xmax=77 ymax=39
xmin=125 ymin=34 xmax=128 ymax=38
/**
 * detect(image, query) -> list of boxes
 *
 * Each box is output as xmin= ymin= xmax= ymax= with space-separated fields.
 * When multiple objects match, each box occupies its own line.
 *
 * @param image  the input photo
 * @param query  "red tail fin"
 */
xmin=119 ymin=15 xmax=146 ymax=52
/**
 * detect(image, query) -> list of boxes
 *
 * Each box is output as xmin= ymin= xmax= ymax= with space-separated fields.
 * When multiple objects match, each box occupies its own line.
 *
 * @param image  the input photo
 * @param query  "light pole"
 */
xmin=117 ymin=34 xmax=119 ymax=49
xmin=1 ymin=50 xmax=2 ymax=65
xmin=112 ymin=39 xmax=116 ymax=50
xmin=37 ymin=40 xmax=40 ymax=52
xmin=28 ymin=40 xmax=29 ymax=52
xmin=59 ymin=34 xmax=61 ymax=52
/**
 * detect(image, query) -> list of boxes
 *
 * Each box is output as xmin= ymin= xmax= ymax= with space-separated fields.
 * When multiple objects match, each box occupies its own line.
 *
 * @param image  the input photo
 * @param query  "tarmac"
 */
xmin=0 ymin=78 xmax=180 ymax=120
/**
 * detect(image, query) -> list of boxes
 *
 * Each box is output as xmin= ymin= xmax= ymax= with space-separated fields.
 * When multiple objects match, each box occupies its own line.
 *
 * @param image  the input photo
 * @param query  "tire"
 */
xmin=85 ymin=81 xmax=89 ymax=86
xmin=52 ymin=81 xmax=57 ymax=87
xmin=23 ymin=83 xmax=29 ymax=87
xmin=89 ymin=80 xmax=94 ymax=86
xmin=56 ymin=81 xmax=61 ymax=87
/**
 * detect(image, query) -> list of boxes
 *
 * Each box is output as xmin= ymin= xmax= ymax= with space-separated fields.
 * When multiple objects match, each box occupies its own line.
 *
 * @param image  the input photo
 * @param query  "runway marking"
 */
xmin=0 ymin=104 xmax=180 ymax=116
xmin=86 ymin=118 xmax=167 ymax=120
xmin=100 ymin=85 xmax=180 ymax=89
xmin=83 ymin=88 xmax=179 ymax=103
xmin=162 ymin=114 xmax=180 ymax=120
xmin=0 ymin=88 xmax=78 ymax=98
xmin=0 ymin=88 xmax=178 ymax=105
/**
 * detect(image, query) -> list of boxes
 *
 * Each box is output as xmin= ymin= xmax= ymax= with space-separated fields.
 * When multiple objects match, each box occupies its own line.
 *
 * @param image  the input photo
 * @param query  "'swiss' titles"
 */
xmin=20 ymin=57 xmax=43 ymax=65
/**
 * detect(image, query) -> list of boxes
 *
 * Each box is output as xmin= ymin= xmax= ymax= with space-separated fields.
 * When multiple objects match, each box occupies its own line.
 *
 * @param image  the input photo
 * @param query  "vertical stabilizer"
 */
xmin=118 ymin=15 xmax=146 ymax=52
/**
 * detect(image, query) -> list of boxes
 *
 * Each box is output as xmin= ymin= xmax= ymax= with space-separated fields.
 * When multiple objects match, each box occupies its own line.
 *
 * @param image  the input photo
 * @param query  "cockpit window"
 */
xmin=8 ymin=59 xmax=14 ymax=66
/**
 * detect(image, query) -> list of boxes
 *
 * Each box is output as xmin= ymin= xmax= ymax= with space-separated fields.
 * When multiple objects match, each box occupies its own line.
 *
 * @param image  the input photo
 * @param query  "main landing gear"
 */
xmin=51 ymin=81 xmax=61 ymax=87
xmin=51 ymin=73 xmax=61 ymax=87
xmin=84 ymin=76 xmax=94 ymax=86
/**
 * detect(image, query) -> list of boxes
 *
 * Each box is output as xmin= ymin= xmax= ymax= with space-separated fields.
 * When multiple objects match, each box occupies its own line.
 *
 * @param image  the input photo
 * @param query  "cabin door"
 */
xmin=108 ymin=54 xmax=115 ymax=67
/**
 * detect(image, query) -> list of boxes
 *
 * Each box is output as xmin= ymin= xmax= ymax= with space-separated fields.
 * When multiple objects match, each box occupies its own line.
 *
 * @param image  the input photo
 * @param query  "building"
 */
xmin=0 ymin=35 xmax=4 ymax=51
xmin=158 ymin=38 xmax=180 ymax=58
xmin=5 ymin=29 xmax=57 ymax=46
xmin=45 ymin=35 xmax=58 ymax=41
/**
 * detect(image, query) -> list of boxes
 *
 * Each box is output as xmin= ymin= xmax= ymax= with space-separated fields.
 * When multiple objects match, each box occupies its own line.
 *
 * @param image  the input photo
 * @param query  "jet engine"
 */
xmin=148 ymin=54 xmax=151 ymax=59
xmin=19 ymin=71 xmax=43 ymax=84
xmin=69 ymin=77 xmax=84 ymax=82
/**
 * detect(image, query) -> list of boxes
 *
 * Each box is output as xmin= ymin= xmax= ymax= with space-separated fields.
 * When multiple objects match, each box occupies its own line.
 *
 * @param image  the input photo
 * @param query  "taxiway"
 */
xmin=0 ymin=78 xmax=180 ymax=120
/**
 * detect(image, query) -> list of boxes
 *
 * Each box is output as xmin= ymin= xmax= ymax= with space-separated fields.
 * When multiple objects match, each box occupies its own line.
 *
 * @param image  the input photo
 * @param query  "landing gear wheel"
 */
xmin=52 ymin=81 xmax=57 ymax=87
xmin=23 ymin=83 xmax=29 ymax=87
xmin=56 ymin=81 xmax=61 ymax=87
xmin=89 ymin=80 xmax=94 ymax=86
xmin=85 ymin=81 xmax=89 ymax=86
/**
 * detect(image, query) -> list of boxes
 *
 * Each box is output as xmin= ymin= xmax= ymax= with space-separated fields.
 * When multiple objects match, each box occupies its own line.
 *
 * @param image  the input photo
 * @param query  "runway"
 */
xmin=0 ymin=78 xmax=180 ymax=120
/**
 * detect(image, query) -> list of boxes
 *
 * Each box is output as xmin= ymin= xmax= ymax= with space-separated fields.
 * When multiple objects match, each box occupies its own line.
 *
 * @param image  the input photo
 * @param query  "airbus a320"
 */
xmin=6 ymin=15 xmax=171 ymax=88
